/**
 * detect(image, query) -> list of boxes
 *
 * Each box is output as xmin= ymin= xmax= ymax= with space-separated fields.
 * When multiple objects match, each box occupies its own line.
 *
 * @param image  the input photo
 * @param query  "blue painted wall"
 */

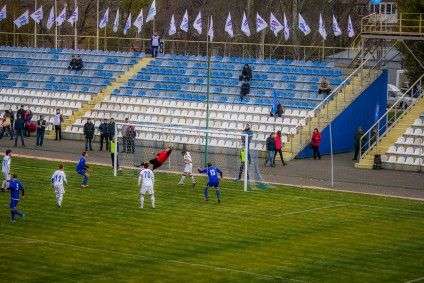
xmin=297 ymin=70 xmax=388 ymax=158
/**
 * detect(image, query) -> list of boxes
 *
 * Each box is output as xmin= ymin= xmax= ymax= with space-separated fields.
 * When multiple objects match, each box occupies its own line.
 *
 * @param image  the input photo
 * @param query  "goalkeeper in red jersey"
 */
xmin=148 ymin=147 xmax=173 ymax=170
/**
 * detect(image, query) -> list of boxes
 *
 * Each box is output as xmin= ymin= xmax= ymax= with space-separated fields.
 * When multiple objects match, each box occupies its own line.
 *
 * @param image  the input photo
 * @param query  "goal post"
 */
xmin=113 ymin=122 xmax=251 ymax=192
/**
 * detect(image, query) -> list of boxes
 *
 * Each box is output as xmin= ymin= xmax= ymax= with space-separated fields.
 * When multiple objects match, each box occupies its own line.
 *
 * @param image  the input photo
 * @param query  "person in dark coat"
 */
xmin=353 ymin=127 xmax=365 ymax=161
xmin=108 ymin=118 xmax=116 ymax=141
xmin=311 ymin=128 xmax=321 ymax=160
xmin=83 ymin=118 xmax=95 ymax=151
xmin=98 ymin=119 xmax=109 ymax=151
xmin=240 ymin=64 xmax=252 ymax=81
xmin=36 ymin=115 xmax=47 ymax=146
xmin=266 ymin=133 xmax=276 ymax=167
xmin=14 ymin=115 xmax=25 ymax=147
xmin=240 ymin=82 xmax=250 ymax=101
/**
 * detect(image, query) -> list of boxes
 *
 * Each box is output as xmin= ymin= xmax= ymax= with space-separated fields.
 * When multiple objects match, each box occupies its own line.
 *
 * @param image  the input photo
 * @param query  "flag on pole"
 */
xmin=193 ymin=11 xmax=202 ymax=34
xmin=145 ymin=0 xmax=156 ymax=23
xmin=47 ymin=6 xmax=55 ymax=30
xmin=67 ymin=6 xmax=79 ymax=25
xmin=241 ymin=11 xmax=250 ymax=36
xmin=283 ymin=13 xmax=290 ymax=40
xmin=298 ymin=13 xmax=311 ymax=35
xmin=318 ymin=13 xmax=327 ymax=40
xmin=169 ymin=14 xmax=176 ymax=35
xmin=99 ymin=8 xmax=109 ymax=29
xmin=133 ymin=9 xmax=144 ymax=33
xmin=180 ymin=9 xmax=189 ymax=32
xmin=123 ymin=13 xmax=132 ymax=35
xmin=269 ymin=13 xmax=283 ymax=36
xmin=56 ymin=5 xmax=67 ymax=26
xmin=332 ymin=15 xmax=342 ymax=36
xmin=208 ymin=15 xmax=214 ymax=41
xmin=14 ymin=10 xmax=29 ymax=29
xmin=225 ymin=12 xmax=234 ymax=38
xmin=113 ymin=9 xmax=120 ymax=33
xmin=0 ymin=5 xmax=6 ymax=22
xmin=347 ymin=15 xmax=355 ymax=38
xmin=256 ymin=13 xmax=268 ymax=33
xmin=30 ymin=6 xmax=43 ymax=24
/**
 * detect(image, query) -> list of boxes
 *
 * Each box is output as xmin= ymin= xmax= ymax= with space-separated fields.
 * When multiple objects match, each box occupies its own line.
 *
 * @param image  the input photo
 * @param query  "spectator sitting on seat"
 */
xmin=270 ymin=103 xmax=284 ymax=118
xmin=75 ymin=55 xmax=83 ymax=71
xmin=318 ymin=77 xmax=332 ymax=95
xmin=240 ymin=64 xmax=252 ymax=82
xmin=150 ymin=32 xmax=161 ymax=58
xmin=240 ymin=81 xmax=250 ymax=101
xmin=68 ymin=55 xmax=77 ymax=70
xmin=353 ymin=127 xmax=365 ymax=161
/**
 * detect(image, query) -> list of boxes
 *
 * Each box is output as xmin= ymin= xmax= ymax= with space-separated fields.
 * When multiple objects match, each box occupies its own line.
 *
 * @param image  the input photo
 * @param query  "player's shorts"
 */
xmin=140 ymin=186 xmax=154 ymax=195
xmin=53 ymin=184 xmax=65 ymax=193
xmin=183 ymin=164 xmax=193 ymax=174
xmin=10 ymin=199 xmax=19 ymax=209
xmin=207 ymin=181 xmax=219 ymax=188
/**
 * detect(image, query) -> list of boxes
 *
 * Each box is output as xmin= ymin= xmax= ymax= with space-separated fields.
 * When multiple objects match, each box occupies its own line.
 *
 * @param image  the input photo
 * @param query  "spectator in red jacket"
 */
xmin=311 ymin=128 xmax=321 ymax=160
xmin=148 ymin=147 xmax=173 ymax=170
xmin=273 ymin=130 xmax=287 ymax=166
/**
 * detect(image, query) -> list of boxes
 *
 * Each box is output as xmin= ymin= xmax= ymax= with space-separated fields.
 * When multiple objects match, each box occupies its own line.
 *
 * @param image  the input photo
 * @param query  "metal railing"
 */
xmin=359 ymin=74 xmax=424 ymax=161
xmin=361 ymin=13 xmax=424 ymax=36
xmin=0 ymin=30 xmax=359 ymax=62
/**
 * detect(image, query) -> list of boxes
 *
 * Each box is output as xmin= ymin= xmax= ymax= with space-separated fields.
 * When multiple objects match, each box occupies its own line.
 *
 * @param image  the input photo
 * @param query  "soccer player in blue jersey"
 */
xmin=76 ymin=152 xmax=89 ymax=188
xmin=7 ymin=174 xmax=25 ymax=223
xmin=198 ymin=163 xmax=223 ymax=203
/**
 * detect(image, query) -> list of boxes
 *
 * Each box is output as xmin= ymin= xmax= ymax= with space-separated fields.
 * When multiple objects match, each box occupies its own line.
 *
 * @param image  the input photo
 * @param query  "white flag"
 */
xmin=269 ymin=13 xmax=283 ymax=36
xmin=193 ymin=11 xmax=202 ymax=34
xmin=256 ymin=13 xmax=268 ymax=33
xmin=225 ymin=12 xmax=234 ymax=38
xmin=67 ymin=6 xmax=78 ymax=25
xmin=180 ymin=9 xmax=189 ymax=32
xmin=30 ymin=6 xmax=43 ymax=24
xmin=124 ymin=13 xmax=132 ymax=35
xmin=332 ymin=15 xmax=342 ymax=36
xmin=0 ymin=5 xmax=6 ymax=22
xmin=318 ymin=13 xmax=327 ymax=40
xmin=169 ymin=14 xmax=176 ymax=36
xmin=14 ymin=10 xmax=29 ymax=29
xmin=348 ymin=15 xmax=355 ymax=38
xmin=208 ymin=15 xmax=214 ymax=41
xmin=298 ymin=13 xmax=310 ymax=35
xmin=99 ymin=8 xmax=109 ymax=29
xmin=47 ymin=7 xmax=55 ymax=30
xmin=241 ymin=11 xmax=250 ymax=36
xmin=283 ymin=13 xmax=290 ymax=40
xmin=56 ymin=5 xmax=67 ymax=26
xmin=113 ymin=9 xmax=120 ymax=33
xmin=145 ymin=0 xmax=156 ymax=23
xmin=133 ymin=9 xmax=144 ymax=33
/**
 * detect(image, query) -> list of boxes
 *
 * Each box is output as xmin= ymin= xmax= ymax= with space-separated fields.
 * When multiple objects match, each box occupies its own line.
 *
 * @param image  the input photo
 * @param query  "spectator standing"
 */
xmin=108 ymin=118 xmax=116 ymax=142
xmin=36 ymin=115 xmax=47 ymax=146
xmin=1 ymin=111 xmax=13 ymax=140
xmin=353 ymin=127 xmax=365 ymax=161
xmin=83 ymin=118 xmax=95 ymax=151
xmin=23 ymin=109 xmax=33 ymax=137
xmin=266 ymin=133 xmax=276 ymax=167
xmin=99 ymin=119 xmax=110 ymax=151
xmin=311 ymin=128 xmax=321 ymax=160
xmin=16 ymin=105 xmax=25 ymax=119
xmin=53 ymin=109 xmax=63 ymax=141
xmin=121 ymin=118 xmax=130 ymax=153
xmin=240 ymin=64 xmax=252 ymax=81
xmin=318 ymin=77 xmax=332 ymax=96
xmin=273 ymin=130 xmax=287 ymax=166
xmin=242 ymin=124 xmax=253 ymax=149
xmin=150 ymin=32 xmax=161 ymax=58
xmin=110 ymin=138 xmax=119 ymax=171
xmin=240 ymin=82 xmax=250 ymax=101
xmin=14 ymin=115 xmax=25 ymax=147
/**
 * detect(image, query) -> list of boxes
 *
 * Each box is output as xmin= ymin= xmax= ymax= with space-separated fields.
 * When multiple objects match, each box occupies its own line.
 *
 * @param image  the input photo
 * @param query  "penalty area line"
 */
xmin=0 ymin=233 xmax=301 ymax=282
xmin=406 ymin=277 xmax=424 ymax=283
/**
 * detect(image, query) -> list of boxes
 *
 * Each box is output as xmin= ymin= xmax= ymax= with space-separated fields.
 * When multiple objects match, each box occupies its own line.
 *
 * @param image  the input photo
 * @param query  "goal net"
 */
xmin=113 ymin=122 xmax=266 ymax=192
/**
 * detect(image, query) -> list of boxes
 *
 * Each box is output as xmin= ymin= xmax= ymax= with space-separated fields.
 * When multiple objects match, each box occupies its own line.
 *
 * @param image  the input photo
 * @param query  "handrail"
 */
xmin=358 ymin=73 xmax=424 ymax=161
xmin=361 ymin=12 xmax=424 ymax=36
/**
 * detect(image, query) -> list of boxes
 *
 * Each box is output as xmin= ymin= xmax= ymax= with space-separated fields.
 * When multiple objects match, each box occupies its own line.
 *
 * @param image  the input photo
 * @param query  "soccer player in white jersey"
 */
xmin=138 ymin=162 xmax=155 ymax=209
xmin=51 ymin=164 xmax=68 ymax=207
xmin=1 ymin=149 xmax=12 ymax=192
xmin=178 ymin=150 xmax=196 ymax=188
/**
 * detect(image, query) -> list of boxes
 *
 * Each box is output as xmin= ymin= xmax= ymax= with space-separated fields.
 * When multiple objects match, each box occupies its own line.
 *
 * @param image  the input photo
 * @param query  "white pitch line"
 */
xmin=406 ymin=277 xmax=424 ymax=283
xmin=0 ymin=233 xmax=301 ymax=282
xmin=275 ymin=204 xmax=347 ymax=217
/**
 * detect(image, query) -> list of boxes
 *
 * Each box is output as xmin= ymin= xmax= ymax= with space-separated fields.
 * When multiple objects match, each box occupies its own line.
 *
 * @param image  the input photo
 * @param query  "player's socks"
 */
xmin=216 ymin=188 xmax=221 ymax=203
xmin=151 ymin=194 xmax=155 ymax=208
xmin=178 ymin=176 xmax=185 ymax=185
xmin=10 ymin=210 xmax=15 ymax=221
xmin=203 ymin=187 xmax=209 ymax=201
xmin=140 ymin=195 xmax=145 ymax=208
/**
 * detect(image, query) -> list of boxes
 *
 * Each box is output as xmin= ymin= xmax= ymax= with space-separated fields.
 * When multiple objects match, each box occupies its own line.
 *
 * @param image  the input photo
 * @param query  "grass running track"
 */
xmin=0 ymin=157 xmax=423 ymax=282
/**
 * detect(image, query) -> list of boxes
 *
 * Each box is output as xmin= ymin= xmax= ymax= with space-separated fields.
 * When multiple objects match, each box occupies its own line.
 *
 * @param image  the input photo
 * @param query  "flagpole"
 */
xmin=54 ymin=0 xmax=58 ymax=49
xmin=74 ymin=0 xmax=77 ymax=50
xmin=204 ymin=16 xmax=211 ymax=166
xmin=34 ymin=0 xmax=37 ymax=47
xmin=96 ymin=0 xmax=99 ymax=50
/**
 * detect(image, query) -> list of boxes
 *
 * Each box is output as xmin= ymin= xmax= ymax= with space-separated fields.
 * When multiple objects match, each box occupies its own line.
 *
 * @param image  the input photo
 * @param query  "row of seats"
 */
xmin=0 ymin=88 xmax=91 ymax=102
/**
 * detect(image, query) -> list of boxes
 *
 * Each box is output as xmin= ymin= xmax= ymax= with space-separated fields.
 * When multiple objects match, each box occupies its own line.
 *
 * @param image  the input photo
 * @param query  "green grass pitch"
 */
xmin=0 ymin=157 xmax=423 ymax=282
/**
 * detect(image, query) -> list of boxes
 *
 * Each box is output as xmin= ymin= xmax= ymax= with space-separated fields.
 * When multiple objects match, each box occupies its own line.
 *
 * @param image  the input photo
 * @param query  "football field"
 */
xmin=0 ymin=157 xmax=423 ymax=282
